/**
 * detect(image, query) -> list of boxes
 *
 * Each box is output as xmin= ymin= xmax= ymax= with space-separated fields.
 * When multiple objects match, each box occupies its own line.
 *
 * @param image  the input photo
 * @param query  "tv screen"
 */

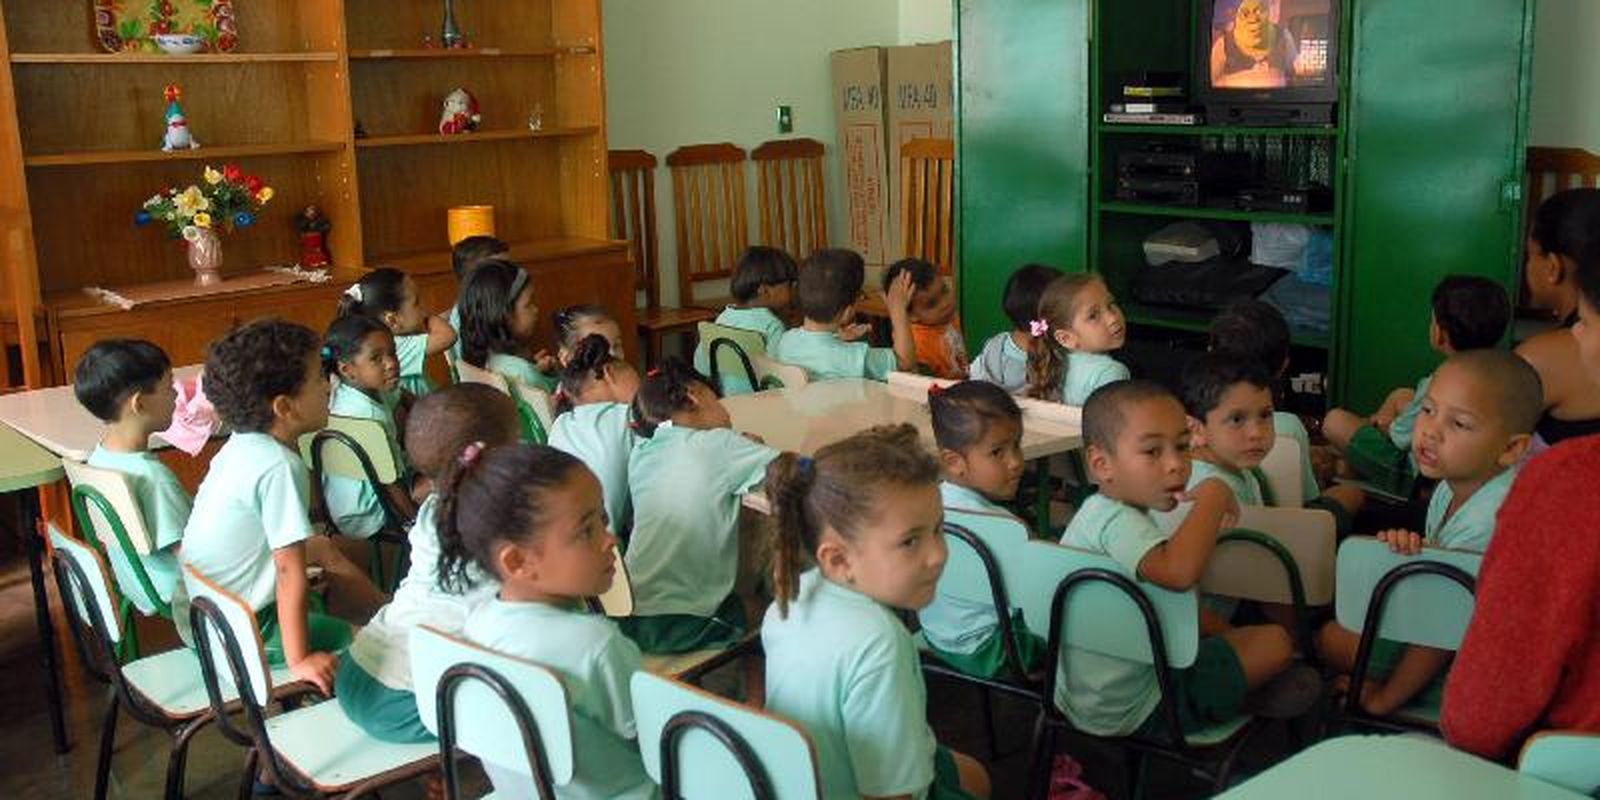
xmin=1206 ymin=0 xmax=1335 ymax=91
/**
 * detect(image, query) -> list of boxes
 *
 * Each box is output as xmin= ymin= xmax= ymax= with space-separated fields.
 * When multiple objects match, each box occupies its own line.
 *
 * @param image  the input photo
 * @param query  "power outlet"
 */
xmin=777 ymin=104 xmax=793 ymax=134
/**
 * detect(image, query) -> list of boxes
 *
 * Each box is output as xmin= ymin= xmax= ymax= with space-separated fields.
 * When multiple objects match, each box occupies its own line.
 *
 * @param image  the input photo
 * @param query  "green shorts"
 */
xmin=931 ymin=745 xmax=980 ymax=800
xmin=926 ymin=609 xmax=1046 ymax=680
xmin=1136 ymin=635 xmax=1249 ymax=738
xmin=257 ymin=598 xmax=353 ymax=667
xmin=1346 ymin=425 xmax=1417 ymax=497
xmin=1366 ymin=638 xmax=1447 ymax=711
xmin=618 ymin=593 xmax=747 ymax=655
xmin=334 ymin=657 xmax=433 ymax=744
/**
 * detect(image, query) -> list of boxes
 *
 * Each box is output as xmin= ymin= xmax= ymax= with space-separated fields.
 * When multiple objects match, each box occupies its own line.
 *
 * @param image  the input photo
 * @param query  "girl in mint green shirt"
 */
xmin=549 ymin=334 xmax=641 ymax=537
xmin=320 ymin=314 xmax=417 ymax=539
xmin=459 ymin=258 xmax=559 ymax=392
xmin=762 ymin=424 xmax=989 ymax=800
xmin=1024 ymin=274 xmax=1130 ymax=406
xmin=337 ymin=268 xmax=457 ymax=397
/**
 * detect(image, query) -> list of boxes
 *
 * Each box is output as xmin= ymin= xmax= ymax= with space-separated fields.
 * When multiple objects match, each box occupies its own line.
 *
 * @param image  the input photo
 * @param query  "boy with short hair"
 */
xmin=882 ymin=257 xmax=966 ymax=378
xmin=1317 ymin=349 xmax=1542 ymax=717
xmin=1059 ymin=380 xmax=1315 ymax=737
xmin=771 ymin=248 xmax=915 ymax=381
xmin=971 ymin=263 xmax=1064 ymax=394
xmin=693 ymin=245 xmax=797 ymax=393
xmin=1322 ymin=275 xmax=1512 ymax=496
xmin=74 ymin=339 xmax=190 ymax=604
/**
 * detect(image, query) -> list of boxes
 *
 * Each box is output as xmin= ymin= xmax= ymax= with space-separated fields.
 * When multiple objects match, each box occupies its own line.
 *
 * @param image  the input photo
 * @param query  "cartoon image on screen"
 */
xmin=1209 ymin=0 xmax=1334 ymax=90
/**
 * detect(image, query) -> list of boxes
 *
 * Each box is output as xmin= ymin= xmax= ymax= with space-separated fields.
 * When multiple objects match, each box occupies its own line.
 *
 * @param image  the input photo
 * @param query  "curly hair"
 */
xmin=204 ymin=318 xmax=321 ymax=433
xmin=405 ymin=383 xmax=521 ymax=479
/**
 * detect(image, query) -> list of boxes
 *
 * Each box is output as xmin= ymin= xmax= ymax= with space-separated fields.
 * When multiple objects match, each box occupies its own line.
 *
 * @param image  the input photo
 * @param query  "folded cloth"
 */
xmin=159 ymin=372 xmax=218 ymax=455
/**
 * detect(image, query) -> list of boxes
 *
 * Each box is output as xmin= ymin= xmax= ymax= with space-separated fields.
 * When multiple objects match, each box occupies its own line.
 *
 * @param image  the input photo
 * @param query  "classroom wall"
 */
xmin=1528 ymin=0 xmax=1600 ymax=153
xmin=899 ymin=0 xmax=955 ymax=44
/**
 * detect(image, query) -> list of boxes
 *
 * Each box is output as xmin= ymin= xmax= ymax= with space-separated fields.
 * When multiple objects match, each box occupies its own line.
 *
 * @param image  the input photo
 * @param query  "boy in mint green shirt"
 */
xmin=693 ymin=246 xmax=796 ymax=394
xmin=770 ymin=248 xmax=916 ymax=382
xmin=74 ymin=339 xmax=190 ymax=608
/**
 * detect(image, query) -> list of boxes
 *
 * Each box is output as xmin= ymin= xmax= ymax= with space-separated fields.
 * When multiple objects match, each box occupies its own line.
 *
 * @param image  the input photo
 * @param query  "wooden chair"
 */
xmin=1521 ymin=147 xmax=1600 ymax=304
xmin=900 ymin=137 xmax=956 ymax=274
xmin=63 ymin=458 xmax=172 ymax=661
xmin=1519 ymin=731 xmax=1600 ymax=796
xmin=610 ymin=149 xmax=663 ymax=310
xmin=631 ymin=671 xmax=823 ymax=799
xmin=752 ymin=138 xmax=829 ymax=258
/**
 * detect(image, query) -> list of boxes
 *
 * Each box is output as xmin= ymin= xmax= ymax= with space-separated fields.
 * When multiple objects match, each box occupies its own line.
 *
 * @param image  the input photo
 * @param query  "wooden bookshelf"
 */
xmin=0 ymin=0 xmax=631 ymax=386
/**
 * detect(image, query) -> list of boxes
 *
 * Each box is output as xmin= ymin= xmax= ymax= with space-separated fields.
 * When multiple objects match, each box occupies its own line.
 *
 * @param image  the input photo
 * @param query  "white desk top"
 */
xmin=0 ymin=365 xmax=204 ymax=461
xmin=1217 ymin=735 xmax=1584 ymax=799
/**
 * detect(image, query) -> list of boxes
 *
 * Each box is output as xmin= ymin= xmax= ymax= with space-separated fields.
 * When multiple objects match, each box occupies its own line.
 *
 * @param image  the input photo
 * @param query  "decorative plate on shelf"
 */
xmin=93 ymin=1 xmax=238 ymax=54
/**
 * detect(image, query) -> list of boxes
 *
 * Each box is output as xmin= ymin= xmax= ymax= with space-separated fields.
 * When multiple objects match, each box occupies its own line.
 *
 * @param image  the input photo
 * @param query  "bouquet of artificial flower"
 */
xmin=135 ymin=163 xmax=274 ymax=243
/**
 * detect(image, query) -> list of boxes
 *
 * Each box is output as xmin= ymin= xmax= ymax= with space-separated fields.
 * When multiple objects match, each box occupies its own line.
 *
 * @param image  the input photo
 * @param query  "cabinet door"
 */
xmin=1338 ymin=0 xmax=1533 ymax=410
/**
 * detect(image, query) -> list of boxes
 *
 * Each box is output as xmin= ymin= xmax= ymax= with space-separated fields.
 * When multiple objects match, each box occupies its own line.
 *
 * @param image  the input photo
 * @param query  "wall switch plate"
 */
xmin=777 ymin=104 xmax=793 ymax=133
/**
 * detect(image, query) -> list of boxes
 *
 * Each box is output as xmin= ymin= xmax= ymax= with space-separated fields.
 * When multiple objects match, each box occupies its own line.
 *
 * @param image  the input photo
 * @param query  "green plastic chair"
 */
xmin=299 ymin=413 xmax=413 ymax=591
xmin=1333 ymin=537 xmax=1482 ymax=732
xmin=410 ymin=624 xmax=575 ymax=800
xmin=631 ymin=670 xmax=822 ymax=799
xmin=1519 ymin=731 xmax=1600 ymax=796
xmin=62 ymin=458 xmax=171 ymax=661
xmin=1010 ymin=539 xmax=1257 ymax=799
xmin=696 ymin=322 xmax=768 ymax=396
xmin=453 ymin=356 xmax=551 ymax=444
xmin=183 ymin=564 xmax=437 ymax=798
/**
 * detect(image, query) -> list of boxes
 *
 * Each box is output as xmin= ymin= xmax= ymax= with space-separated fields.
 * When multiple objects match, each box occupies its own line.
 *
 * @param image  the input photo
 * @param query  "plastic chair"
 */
xmin=696 ymin=322 xmax=808 ymax=397
xmin=1258 ymin=433 xmax=1308 ymax=509
xmin=631 ymin=671 xmax=822 ymax=799
xmin=1332 ymin=537 xmax=1482 ymax=732
xmin=299 ymin=414 xmax=412 ymax=591
xmin=452 ymin=357 xmax=550 ymax=444
xmin=587 ymin=549 xmax=635 ymax=618
xmin=183 ymin=564 xmax=438 ymax=798
xmin=63 ymin=458 xmax=171 ymax=660
xmin=1011 ymin=539 xmax=1256 ymax=799
xmin=1518 ymin=730 xmax=1600 ymax=796
xmin=410 ymin=625 xmax=574 ymax=800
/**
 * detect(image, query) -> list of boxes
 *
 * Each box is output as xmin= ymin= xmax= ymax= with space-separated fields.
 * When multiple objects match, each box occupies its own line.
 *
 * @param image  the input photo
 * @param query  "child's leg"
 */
xmin=1219 ymin=623 xmax=1293 ymax=690
xmin=1315 ymin=619 xmax=1361 ymax=674
xmin=1321 ymin=408 xmax=1366 ymax=451
xmin=1360 ymin=645 xmax=1450 ymax=716
xmin=1199 ymin=606 xmax=1233 ymax=637
xmin=949 ymin=748 xmax=992 ymax=800
xmin=306 ymin=535 xmax=388 ymax=623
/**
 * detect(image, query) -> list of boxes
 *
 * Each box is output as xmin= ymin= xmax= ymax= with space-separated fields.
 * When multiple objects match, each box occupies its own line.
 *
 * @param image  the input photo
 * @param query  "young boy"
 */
xmin=1317 ymin=349 xmax=1542 ymax=717
xmin=1322 ymin=275 xmax=1511 ymax=497
xmin=447 ymin=234 xmax=509 ymax=361
xmin=971 ymin=263 xmax=1063 ymax=394
xmin=1059 ymin=380 xmax=1314 ymax=737
xmin=693 ymin=245 xmax=797 ymax=393
xmin=73 ymin=339 xmax=190 ymax=605
xmin=883 ymin=257 xmax=967 ymax=378
xmin=771 ymin=248 xmax=916 ymax=381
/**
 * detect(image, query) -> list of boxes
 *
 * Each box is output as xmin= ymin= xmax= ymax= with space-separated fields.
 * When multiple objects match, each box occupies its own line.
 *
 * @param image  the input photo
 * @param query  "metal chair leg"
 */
xmin=236 ymin=748 xmax=260 ymax=800
xmin=1025 ymin=715 xmax=1055 ymax=800
xmin=165 ymin=714 xmax=213 ymax=800
xmin=94 ymin=693 xmax=121 ymax=800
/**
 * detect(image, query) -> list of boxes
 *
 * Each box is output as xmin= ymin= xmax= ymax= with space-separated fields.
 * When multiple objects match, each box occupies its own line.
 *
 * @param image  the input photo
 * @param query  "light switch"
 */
xmin=777 ymin=105 xmax=793 ymax=134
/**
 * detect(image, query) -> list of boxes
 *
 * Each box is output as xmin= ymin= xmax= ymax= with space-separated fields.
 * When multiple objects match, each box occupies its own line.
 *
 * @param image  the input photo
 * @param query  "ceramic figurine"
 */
xmin=296 ymin=205 xmax=332 ymax=268
xmin=160 ymin=84 xmax=200 ymax=152
xmin=438 ymin=88 xmax=481 ymax=135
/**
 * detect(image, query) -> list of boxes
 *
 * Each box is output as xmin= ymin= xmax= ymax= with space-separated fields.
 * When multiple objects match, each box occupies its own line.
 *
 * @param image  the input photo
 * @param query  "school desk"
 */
xmin=0 ymin=365 xmax=204 ymax=461
xmin=0 ymin=422 xmax=70 ymax=752
xmin=1216 ymin=735 xmax=1585 ymax=799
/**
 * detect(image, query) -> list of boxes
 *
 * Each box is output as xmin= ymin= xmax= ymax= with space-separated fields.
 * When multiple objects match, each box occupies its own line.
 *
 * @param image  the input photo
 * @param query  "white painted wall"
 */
xmin=1529 ymin=0 xmax=1600 ymax=153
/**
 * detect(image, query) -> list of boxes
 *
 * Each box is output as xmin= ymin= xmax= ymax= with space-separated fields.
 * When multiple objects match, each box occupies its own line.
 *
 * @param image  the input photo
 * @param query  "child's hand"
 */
xmin=886 ymin=270 xmax=915 ymax=313
xmin=533 ymin=349 xmax=559 ymax=374
xmin=289 ymin=651 xmax=338 ymax=696
xmin=838 ymin=322 xmax=872 ymax=342
xmin=1375 ymin=528 xmax=1424 ymax=555
xmin=1370 ymin=411 xmax=1395 ymax=432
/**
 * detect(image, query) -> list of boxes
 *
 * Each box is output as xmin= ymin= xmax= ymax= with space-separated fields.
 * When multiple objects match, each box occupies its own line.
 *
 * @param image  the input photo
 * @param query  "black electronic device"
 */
xmin=1116 ymin=148 xmax=1251 ymax=206
xmin=1233 ymin=185 xmax=1333 ymax=213
xmin=1116 ymin=176 xmax=1201 ymax=206
xmin=1195 ymin=0 xmax=1342 ymax=126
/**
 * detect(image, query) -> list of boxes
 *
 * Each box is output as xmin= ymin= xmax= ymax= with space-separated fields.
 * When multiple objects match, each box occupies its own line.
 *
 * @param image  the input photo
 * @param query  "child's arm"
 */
xmin=423 ymin=314 xmax=457 ymax=356
xmin=382 ymin=483 xmax=420 ymax=525
xmin=1370 ymin=386 xmax=1415 ymax=431
xmin=885 ymin=271 xmax=916 ymax=370
xmin=272 ymin=542 xmax=337 ymax=694
xmin=1359 ymin=644 xmax=1452 ymax=717
xmin=1137 ymin=479 xmax=1238 ymax=590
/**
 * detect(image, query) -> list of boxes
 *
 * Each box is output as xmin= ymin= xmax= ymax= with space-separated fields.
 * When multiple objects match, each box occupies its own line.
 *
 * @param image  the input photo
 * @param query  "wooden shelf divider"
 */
xmin=354 ymin=127 xmax=599 ymax=149
xmin=10 ymin=52 xmax=340 ymax=64
xmin=24 ymin=141 xmax=346 ymax=168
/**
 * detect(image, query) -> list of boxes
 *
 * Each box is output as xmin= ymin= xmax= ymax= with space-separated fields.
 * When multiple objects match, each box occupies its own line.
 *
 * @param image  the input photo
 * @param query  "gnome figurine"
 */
xmin=161 ymin=84 xmax=200 ymax=152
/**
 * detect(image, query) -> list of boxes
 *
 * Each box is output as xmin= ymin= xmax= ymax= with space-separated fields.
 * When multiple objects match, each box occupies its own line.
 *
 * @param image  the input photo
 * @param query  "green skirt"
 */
xmin=925 ymin=609 xmax=1046 ymax=680
xmin=931 ymin=745 xmax=980 ymax=800
xmin=333 ymin=657 xmax=433 ymax=744
xmin=257 ymin=597 xmax=353 ymax=667
xmin=618 ymin=594 xmax=746 ymax=654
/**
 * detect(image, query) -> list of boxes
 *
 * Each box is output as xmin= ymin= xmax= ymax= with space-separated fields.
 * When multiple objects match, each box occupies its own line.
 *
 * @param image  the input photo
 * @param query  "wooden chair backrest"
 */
xmin=608 ymin=149 xmax=661 ymax=309
xmin=666 ymin=143 xmax=750 ymax=306
xmin=900 ymin=138 xmax=955 ymax=274
xmin=1526 ymin=147 xmax=1600 ymax=217
xmin=752 ymin=138 xmax=828 ymax=258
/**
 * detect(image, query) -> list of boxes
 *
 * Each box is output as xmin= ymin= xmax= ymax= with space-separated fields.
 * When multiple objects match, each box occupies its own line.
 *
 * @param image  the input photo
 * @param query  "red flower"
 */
xmin=245 ymin=175 xmax=264 ymax=193
xmin=222 ymin=164 xmax=243 ymax=183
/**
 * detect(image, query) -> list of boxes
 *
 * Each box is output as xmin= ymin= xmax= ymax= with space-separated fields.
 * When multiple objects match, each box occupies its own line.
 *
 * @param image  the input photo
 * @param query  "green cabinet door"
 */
xmin=956 ymin=0 xmax=1091 ymax=345
xmin=1338 ymin=0 xmax=1533 ymax=410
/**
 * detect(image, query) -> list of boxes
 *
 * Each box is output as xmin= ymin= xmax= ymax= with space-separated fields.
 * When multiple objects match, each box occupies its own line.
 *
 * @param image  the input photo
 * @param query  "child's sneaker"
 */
xmin=1243 ymin=663 xmax=1323 ymax=719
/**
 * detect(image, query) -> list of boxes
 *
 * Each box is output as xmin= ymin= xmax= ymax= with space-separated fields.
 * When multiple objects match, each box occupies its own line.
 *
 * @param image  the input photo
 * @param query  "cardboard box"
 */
xmin=886 ymin=41 xmax=954 ymax=261
xmin=830 ymin=46 xmax=891 ymax=267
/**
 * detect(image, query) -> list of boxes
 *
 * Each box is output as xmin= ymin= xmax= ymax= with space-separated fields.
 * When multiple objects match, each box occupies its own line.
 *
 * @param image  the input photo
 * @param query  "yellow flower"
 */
xmin=203 ymin=166 xmax=223 ymax=185
xmin=173 ymin=185 xmax=207 ymax=216
xmin=256 ymin=186 xmax=275 ymax=204
xmin=193 ymin=212 xmax=212 ymax=228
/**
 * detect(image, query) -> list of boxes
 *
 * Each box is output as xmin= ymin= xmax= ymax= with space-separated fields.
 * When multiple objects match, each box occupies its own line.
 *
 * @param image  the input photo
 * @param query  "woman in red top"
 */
xmin=1441 ymin=244 xmax=1600 ymax=759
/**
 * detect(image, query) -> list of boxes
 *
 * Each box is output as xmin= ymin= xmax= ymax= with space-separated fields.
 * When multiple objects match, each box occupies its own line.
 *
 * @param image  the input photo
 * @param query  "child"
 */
xmin=445 ymin=444 xmax=657 ymax=799
xmin=1180 ymin=354 xmax=1278 ymax=509
xmin=971 ymin=263 xmax=1064 ymax=394
xmin=548 ymin=334 xmax=642 ymax=537
xmin=884 ymin=257 xmax=967 ymax=379
xmin=1208 ymin=299 xmax=1323 ymax=504
xmin=762 ymin=424 xmax=991 ymax=800
xmin=336 ymin=383 xmax=521 ymax=743
xmin=1025 ymin=274 xmax=1130 ymax=406
xmin=448 ymin=235 xmax=509 ymax=361
xmin=338 ymin=268 xmax=456 ymax=397
xmin=1317 ymin=349 xmax=1541 ymax=718
xmin=1060 ymin=380 xmax=1313 ymax=737
xmin=458 ymin=257 xmax=559 ymax=392
xmin=321 ymin=314 xmax=418 ymax=541
xmin=74 ymin=339 xmax=189 ymax=605
xmin=553 ymin=304 xmax=625 ymax=364
xmin=622 ymin=359 xmax=777 ymax=654
xmin=920 ymin=381 xmax=1045 ymax=679
xmin=693 ymin=245 xmax=797 ymax=393
xmin=1322 ymin=275 xmax=1511 ymax=496
xmin=181 ymin=319 xmax=384 ymax=694
xmin=770 ymin=248 xmax=916 ymax=381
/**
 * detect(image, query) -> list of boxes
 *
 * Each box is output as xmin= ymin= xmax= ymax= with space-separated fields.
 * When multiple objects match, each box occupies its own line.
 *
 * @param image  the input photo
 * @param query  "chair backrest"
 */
xmin=631 ymin=670 xmax=821 ymax=800
xmin=1519 ymin=731 xmax=1600 ymax=796
xmin=454 ymin=358 xmax=548 ymax=443
xmin=411 ymin=625 xmax=576 ymax=794
xmin=752 ymin=354 xmax=809 ymax=391
xmin=1204 ymin=505 xmax=1337 ymax=606
xmin=592 ymin=549 xmax=633 ymax=617
xmin=454 ymin=357 xmax=514 ymax=395
xmin=298 ymin=414 xmax=403 ymax=485
xmin=609 ymin=149 xmax=662 ymax=310
xmin=698 ymin=322 xmax=769 ymax=395
xmin=666 ymin=143 xmax=750 ymax=306
xmin=899 ymin=138 xmax=955 ymax=274
xmin=751 ymin=138 xmax=828 ymax=258
xmin=1259 ymin=433 xmax=1307 ymax=508
xmin=935 ymin=510 xmax=1032 ymax=609
xmin=48 ymin=523 xmax=123 ymax=648
xmin=182 ymin=563 xmax=273 ymax=710
xmin=510 ymin=382 xmax=557 ymax=437
xmin=1334 ymin=537 xmax=1482 ymax=650
xmin=62 ymin=458 xmax=167 ymax=616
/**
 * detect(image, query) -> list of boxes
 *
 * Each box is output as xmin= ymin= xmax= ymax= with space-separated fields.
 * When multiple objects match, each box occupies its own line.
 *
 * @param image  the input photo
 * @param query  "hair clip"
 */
xmin=319 ymin=344 xmax=334 ymax=360
xmin=458 ymin=440 xmax=486 ymax=468
xmin=796 ymin=455 xmax=815 ymax=473
xmin=343 ymin=283 xmax=364 ymax=303
xmin=647 ymin=367 xmax=663 ymax=379
xmin=1029 ymin=318 xmax=1050 ymax=338
xmin=927 ymin=383 xmax=946 ymax=399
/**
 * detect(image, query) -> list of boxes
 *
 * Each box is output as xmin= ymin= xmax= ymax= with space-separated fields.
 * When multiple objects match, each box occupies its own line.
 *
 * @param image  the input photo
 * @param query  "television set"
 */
xmin=1196 ymin=0 xmax=1341 ymax=126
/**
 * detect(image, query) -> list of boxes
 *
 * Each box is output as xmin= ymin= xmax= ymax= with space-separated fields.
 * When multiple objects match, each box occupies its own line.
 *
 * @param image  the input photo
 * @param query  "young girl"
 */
xmin=321 ymin=314 xmax=417 ymax=541
xmin=763 ymin=424 xmax=990 ymax=800
xmin=448 ymin=235 xmax=509 ymax=361
xmin=693 ymin=246 xmax=797 ymax=392
xmin=444 ymin=444 xmax=657 ymax=800
xmin=458 ymin=257 xmax=558 ymax=392
xmin=920 ymin=381 xmax=1045 ymax=679
xmin=338 ymin=268 xmax=457 ymax=397
xmin=548 ymin=334 xmax=641 ymax=537
xmin=336 ymin=383 xmax=521 ymax=743
xmin=622 ymin=359 xmax=777 ymax=654
xmin=553 ymin=304 xmax=625 ymax=364
xmin=1026 ymin=273 xmax=1130 ymax=406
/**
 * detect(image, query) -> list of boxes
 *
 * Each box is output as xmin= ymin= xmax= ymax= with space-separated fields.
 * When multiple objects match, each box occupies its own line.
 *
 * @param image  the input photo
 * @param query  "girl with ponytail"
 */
xmin=547 ymin=334 xmax=641 ymax=535
xmin=1024 ymin=273 xmax=1130 ymax=405
xmin=337 ymin=267 xmax=456 ymax=397
xmin=320 ymin=313 xmax=417 ymax=540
